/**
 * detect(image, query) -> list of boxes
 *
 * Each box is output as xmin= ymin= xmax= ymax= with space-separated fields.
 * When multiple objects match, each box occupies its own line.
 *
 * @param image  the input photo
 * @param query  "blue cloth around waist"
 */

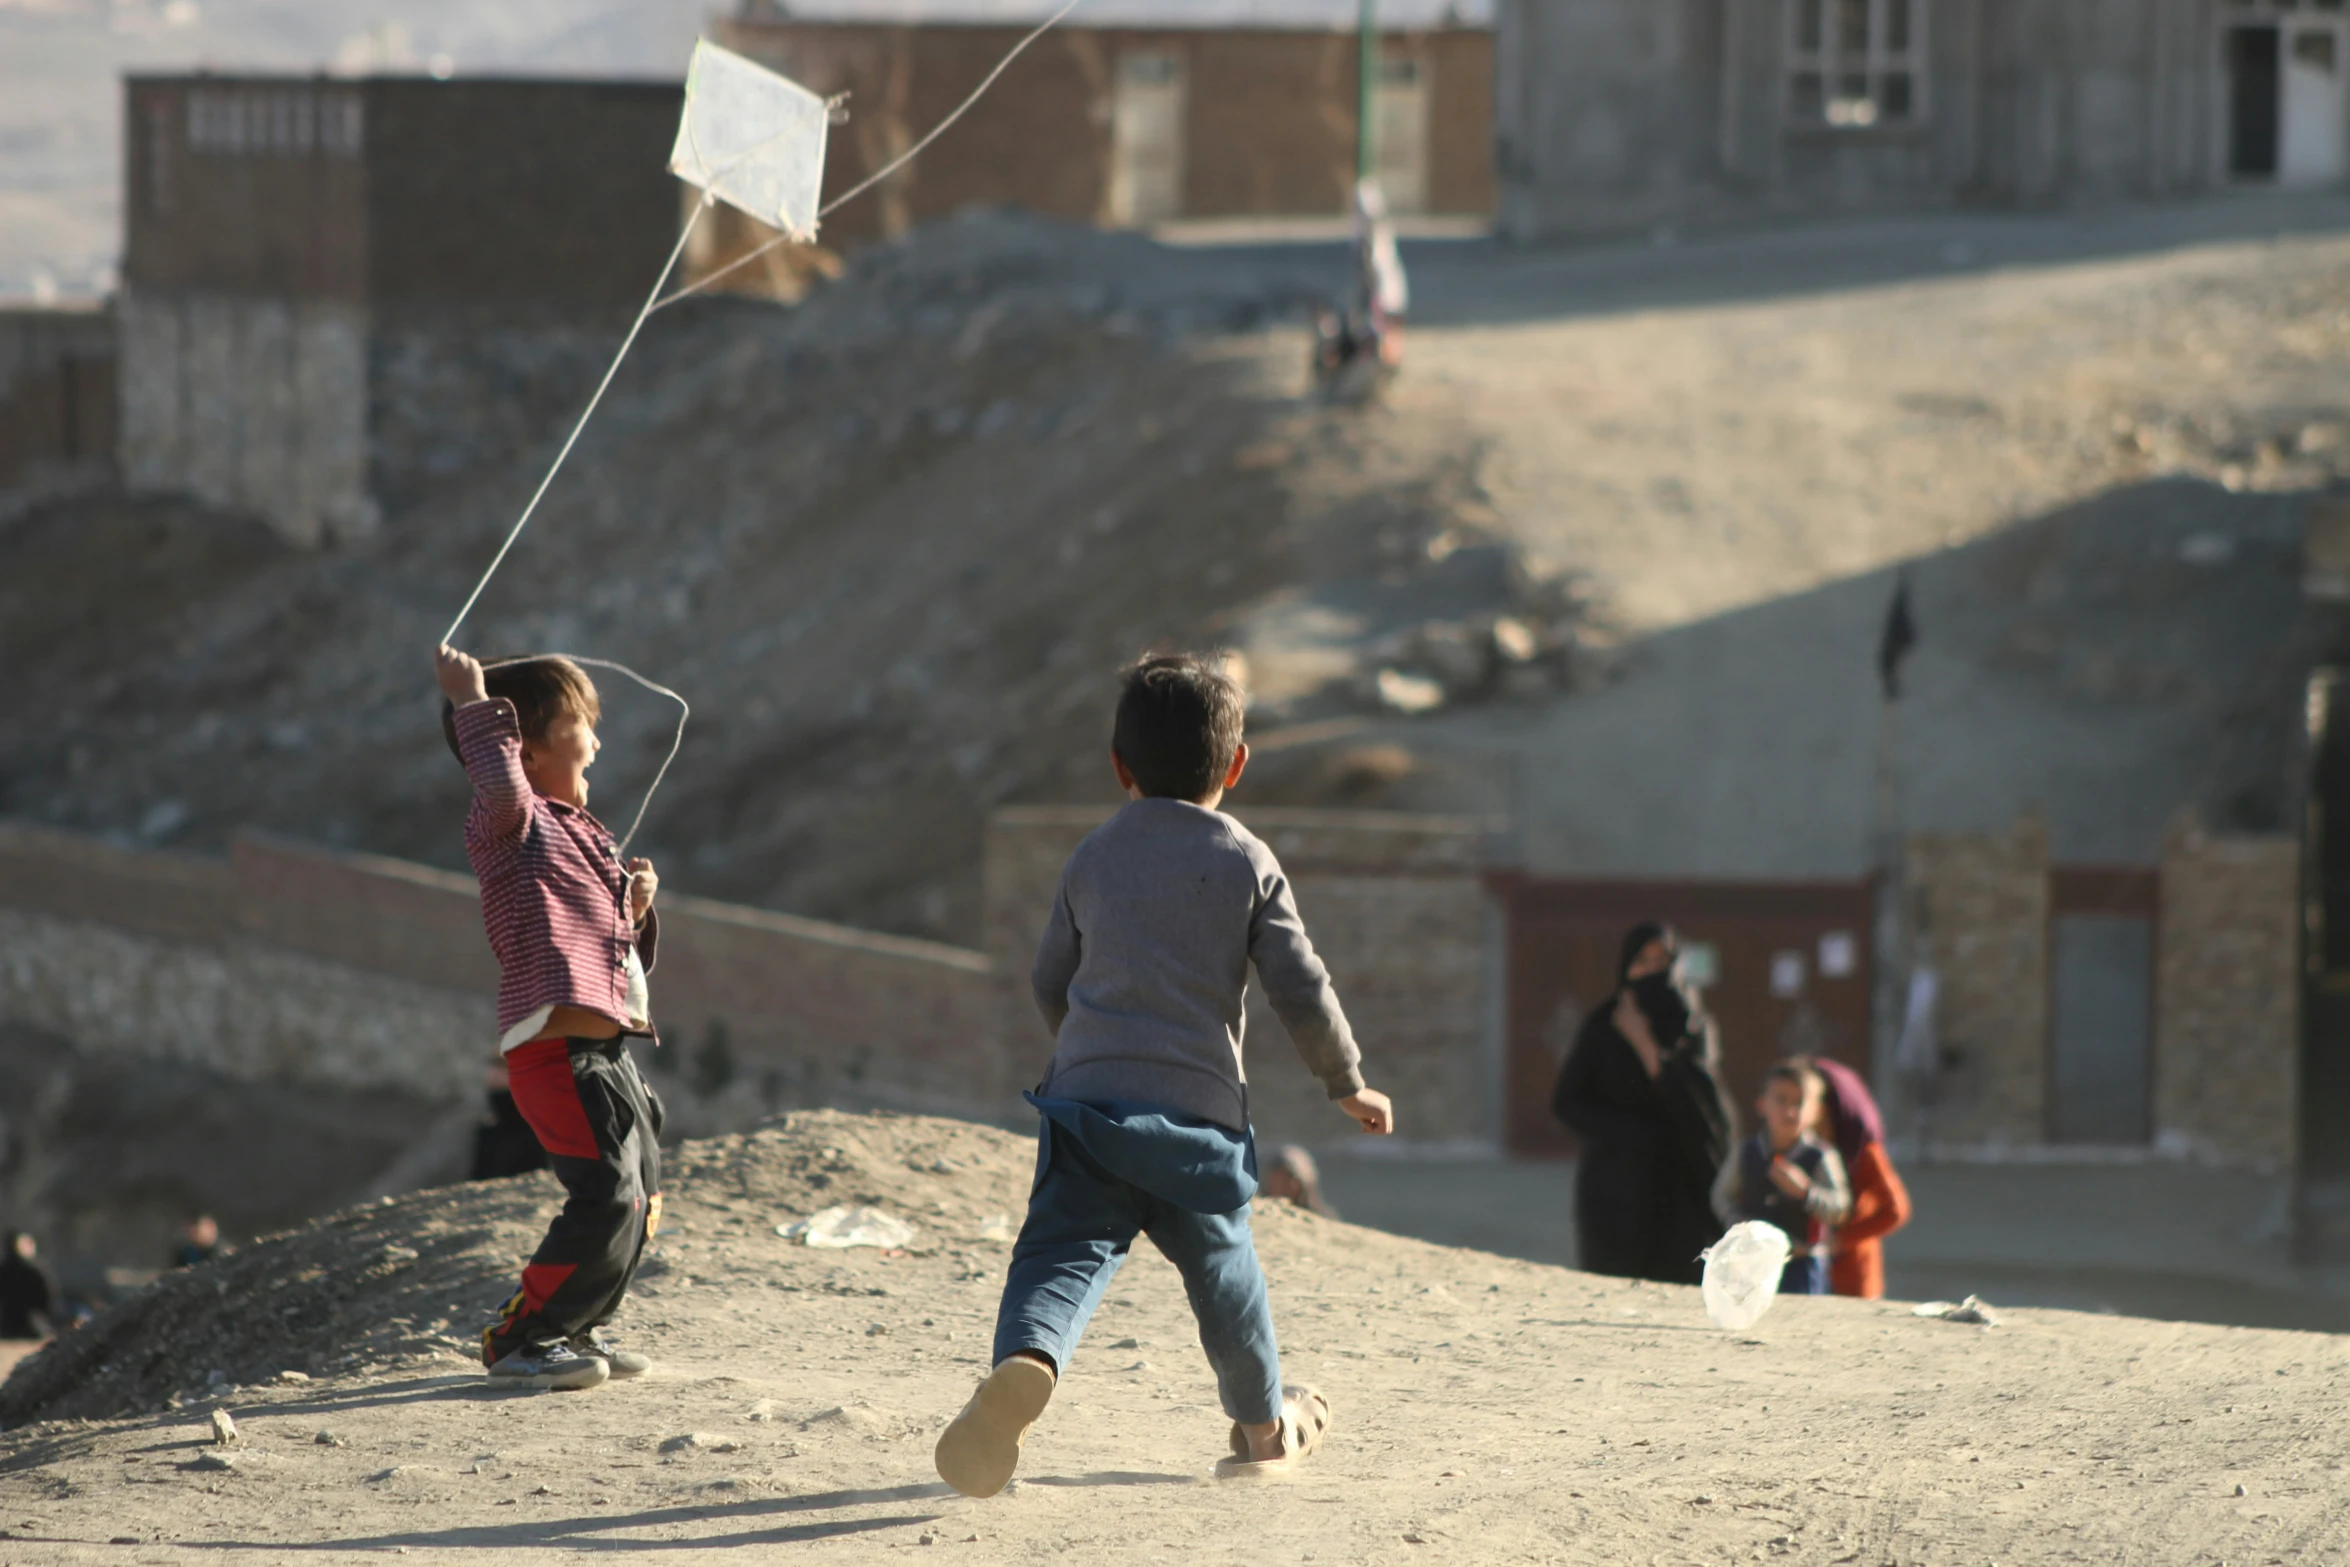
xmin=1024 ymin=1091 xmax=1259 ymax=1215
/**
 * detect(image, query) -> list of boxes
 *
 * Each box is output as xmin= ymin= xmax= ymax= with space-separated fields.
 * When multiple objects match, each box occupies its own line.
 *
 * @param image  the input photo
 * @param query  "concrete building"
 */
xmin=119 ymin=75 xmax=682 ymax=544
xmin=1495 ymin=0 xmax=2350 ymax=242
xmin=716 ymin=0 xmax=1494 ymax=252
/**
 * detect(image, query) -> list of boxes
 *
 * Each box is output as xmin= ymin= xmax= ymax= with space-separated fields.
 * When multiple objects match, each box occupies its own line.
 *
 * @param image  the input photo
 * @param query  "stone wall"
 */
xmin=1496 ymin=0 xmax=2227 ymax=243
xmin=2155 ymin=817 xmax=2300 ymax=1168
xmin=1906 ymin=814 xmax=2052 ymax=1146
xmin=0 ymin=823 xmax=992 ymax=1118
xmin=117 ymin=291 xmax=373 ymax=546
xmin=986 ymin=806 xmax=1497 ymax=1148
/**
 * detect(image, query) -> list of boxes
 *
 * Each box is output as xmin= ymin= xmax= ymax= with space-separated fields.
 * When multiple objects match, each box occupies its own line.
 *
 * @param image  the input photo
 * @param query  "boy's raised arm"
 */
xmin=436 ymin=644 xmax=530 ymax=842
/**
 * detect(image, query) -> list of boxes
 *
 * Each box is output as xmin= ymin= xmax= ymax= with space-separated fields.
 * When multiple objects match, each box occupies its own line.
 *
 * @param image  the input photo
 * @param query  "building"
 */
xmin=1496 ymin=0 xmax=2350 ymax=242
xmin=716 ymin=0 xmax=1494 ymax=252
xmin=119 ymin=75 xmax=682 ymax=544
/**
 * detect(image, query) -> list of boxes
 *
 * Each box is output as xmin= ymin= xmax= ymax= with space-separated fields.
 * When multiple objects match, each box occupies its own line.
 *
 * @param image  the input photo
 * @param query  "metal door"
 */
xmin=2283 ymin=22 xmax=2349 ymax=186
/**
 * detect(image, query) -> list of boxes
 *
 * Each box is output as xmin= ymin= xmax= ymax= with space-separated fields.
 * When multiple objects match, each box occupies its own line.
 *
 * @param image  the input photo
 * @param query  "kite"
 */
xmin=437 ymin=8 xmax=1084 ymax=850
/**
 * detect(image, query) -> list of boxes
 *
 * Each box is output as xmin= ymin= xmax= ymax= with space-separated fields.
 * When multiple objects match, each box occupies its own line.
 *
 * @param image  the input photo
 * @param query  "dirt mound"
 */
xmin=0 ymin=1110 xmax=1030 ymax=1426
xmin=3 ymin=1107 xmax=2343 ymax=1564
xmin=0 ymin=212 xmax=1551 ymax=944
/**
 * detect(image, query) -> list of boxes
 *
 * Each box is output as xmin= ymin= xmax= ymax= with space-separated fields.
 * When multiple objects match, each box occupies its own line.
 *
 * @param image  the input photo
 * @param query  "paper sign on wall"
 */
xmin=1769 ymin=950 xmax=1806 ymax=999
xmin=1818 ymin=930 xmax=1857 ymax=978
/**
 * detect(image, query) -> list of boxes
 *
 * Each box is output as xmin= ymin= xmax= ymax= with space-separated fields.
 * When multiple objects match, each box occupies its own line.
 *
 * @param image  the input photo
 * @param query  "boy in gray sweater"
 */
xmin=934 ymin=655 xmax=1394 ymax=1495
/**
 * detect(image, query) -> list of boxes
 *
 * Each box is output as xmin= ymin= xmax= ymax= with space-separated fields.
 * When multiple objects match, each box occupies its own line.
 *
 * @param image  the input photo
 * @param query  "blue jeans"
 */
xmin=991 ymin=1121 xmax=1283 ymax=1425
xmin=1778 ymin=1253 xmax=1827 ymax=1295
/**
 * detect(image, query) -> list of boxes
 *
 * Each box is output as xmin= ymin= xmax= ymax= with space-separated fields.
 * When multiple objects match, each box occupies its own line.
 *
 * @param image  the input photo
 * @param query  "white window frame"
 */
xmin=1785 ymin=0 xmax=1929 ymax=129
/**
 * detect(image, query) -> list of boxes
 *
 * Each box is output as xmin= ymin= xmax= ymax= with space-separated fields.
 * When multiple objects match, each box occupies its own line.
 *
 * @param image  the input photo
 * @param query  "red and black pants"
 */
xmin=484 ymin=1035 xmax=664 ymax=1366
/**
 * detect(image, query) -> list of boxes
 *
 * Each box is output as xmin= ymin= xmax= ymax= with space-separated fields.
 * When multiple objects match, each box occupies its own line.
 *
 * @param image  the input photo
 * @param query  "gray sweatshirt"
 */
xmin=1031 ymin=798 xmax=1366 ymax=1131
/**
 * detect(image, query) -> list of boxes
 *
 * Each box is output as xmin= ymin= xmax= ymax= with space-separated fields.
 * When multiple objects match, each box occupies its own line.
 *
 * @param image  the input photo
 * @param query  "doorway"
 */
xmin=1109 ymin=53 xmax=1185 ymax=226
xmin=1496 ymin=876 xmax=1876 ymax=1158
xmin=2227 ymin=14 xmax=2349 ymax=184
xmin=2231 ymin=24 xmax=2282 ymax=176
xmin=1374 ymin=56 xmax=1431 ymax=214
xmin=2046 ymin=867 xmax=2156 ymax=1145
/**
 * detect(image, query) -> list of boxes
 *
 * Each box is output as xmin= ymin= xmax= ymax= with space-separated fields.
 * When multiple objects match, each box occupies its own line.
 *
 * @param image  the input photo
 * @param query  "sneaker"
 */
xmin=487 ymin=1342 xmax=609 ymax=1391
xmin=567 ymin=1332 xmax=650 ymax=1379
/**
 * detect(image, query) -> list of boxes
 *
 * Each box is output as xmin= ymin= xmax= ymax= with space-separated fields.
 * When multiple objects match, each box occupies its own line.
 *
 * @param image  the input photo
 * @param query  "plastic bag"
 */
xmin=776 ymin=1205 xmax=916 ymax=1250
xmin=1700 ymin=1220 xmax=1793 ymax=1330
xmin=669 ymin=39 xmax=832 ymax=241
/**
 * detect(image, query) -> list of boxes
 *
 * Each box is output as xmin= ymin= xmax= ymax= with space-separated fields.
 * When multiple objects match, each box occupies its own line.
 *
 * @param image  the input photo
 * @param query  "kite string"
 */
xmin=438 ymin=0 xmax=1086 ymax=847
xmin=438 ymin=196 xmax=709 ymax=649
xmin=648 ymin=0 xmax=1088 ymax=314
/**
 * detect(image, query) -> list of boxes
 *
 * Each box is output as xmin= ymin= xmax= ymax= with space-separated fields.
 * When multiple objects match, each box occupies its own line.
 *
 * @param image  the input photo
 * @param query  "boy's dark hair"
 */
xmin=1112 ymin=653 xmax=1246 ymax=801
xmin=441 ymin=657 xmax=601 ymax=761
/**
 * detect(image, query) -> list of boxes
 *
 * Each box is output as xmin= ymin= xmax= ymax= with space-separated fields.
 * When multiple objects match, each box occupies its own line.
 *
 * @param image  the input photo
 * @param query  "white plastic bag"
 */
xmin=776 ymin=1205 xmax=916 ymax=1250
xmin=669 ymin=39 xmax=832 ymax=240
xmin=1700 ymin=1220 xmax=1793 ymax=1330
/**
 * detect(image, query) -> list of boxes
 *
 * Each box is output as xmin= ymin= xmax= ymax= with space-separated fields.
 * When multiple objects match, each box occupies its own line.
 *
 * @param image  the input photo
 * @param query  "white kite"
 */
xmin=668 ymin=39 xmax=833 ymax=242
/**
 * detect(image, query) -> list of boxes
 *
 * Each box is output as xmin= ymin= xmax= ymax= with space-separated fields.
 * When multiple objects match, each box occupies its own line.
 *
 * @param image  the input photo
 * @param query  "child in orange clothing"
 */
xmin=1806 ymin=1055 xmax=1913 ymax=1299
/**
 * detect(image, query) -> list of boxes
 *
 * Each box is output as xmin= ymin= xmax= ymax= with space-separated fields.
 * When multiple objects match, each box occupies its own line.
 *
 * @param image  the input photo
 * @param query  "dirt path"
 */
xmin=3 ymin=1111 xmax=2345 ymax=1565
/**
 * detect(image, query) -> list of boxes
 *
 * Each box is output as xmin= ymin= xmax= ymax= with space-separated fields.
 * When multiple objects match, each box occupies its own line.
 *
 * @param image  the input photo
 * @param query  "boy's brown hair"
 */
xmin=441 ymin=656 xmax=600 ymax=761
xmin=1112 ymin=652 xmax=1246 ymax=801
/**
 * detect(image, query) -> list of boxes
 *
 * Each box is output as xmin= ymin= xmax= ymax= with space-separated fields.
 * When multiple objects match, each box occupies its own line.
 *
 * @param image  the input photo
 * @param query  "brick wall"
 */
xmin=986 ymin=806 xmax=1496 ymax=1147
xmin=720 ymin=20 xmax=1494 ymax=246
xmin=2155 ymin=816 xmax=2299 ymax=1167
xmin=0 ymin=305 xmax=115 ymax=512
xmin=0 ymin=823 xmax=991 ymax=1118
xmin=1906 ymin=814 xmax=2051 ymax=1145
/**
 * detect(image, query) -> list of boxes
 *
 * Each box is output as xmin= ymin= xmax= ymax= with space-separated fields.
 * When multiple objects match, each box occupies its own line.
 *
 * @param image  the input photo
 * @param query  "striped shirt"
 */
xmin=453 ymin=699 xmax=657 ymax=1046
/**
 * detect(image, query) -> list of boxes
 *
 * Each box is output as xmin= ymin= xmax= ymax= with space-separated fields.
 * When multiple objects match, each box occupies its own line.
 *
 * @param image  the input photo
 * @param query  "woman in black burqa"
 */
xmin=1550 ymin=922 xmax=1736 ymax=1285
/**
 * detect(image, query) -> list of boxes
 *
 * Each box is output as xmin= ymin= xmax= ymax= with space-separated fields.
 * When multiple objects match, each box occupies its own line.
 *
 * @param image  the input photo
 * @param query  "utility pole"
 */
xmin=1357 ymin=0 xmax=1378 ymax=184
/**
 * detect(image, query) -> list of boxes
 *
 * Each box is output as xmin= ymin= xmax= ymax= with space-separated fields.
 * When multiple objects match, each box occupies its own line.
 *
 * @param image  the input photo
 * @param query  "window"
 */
xmin=1787 ymin=0 xmax=1924 ymax=128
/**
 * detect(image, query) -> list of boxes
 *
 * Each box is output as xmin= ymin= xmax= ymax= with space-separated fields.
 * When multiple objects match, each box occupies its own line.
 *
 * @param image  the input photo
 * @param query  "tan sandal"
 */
xmin=1215 ymin=1386 xmax=1331 ymax=1478
xmin=935 ymin=1356 xmax=1057 ymax=1498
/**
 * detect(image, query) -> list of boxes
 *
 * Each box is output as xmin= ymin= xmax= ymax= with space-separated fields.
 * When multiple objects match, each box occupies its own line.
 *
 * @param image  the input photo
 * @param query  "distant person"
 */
xmin=933 ymin=654 xmax=1395 ymax=1496
xmin=1260 ymin=1145 xmax=1338 ymax=1219
xmin=438 ymin=645 xmax=666 ymax=1392
xmin=1551 ymin=922 xmax=1736 ymax=1285
xmin=470 ymin=1061 xmax=551 ymax=1182
xmin=1712 ymin=1061 xmax=1851 ymax=1295
xmin=0 ymin=1231 xmax=58 ymax=1340
xmin=1353 ymin=180 xmax=1408 ymax=367
xmin=1802 ymin=1054 xmax=1913 ymax=1300
xmin=171 ymin=1214 xmax=223 ymax=1270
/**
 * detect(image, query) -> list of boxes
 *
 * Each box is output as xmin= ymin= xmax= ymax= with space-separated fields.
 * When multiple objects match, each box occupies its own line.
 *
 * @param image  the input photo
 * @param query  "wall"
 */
xmin=116 ymin=291 xmax=372 ymax=546
xmin=0 ymin=823 xmax=993 ymax=1118
xmin=0 ymin=305 xmax=115 ymax=511
xmin=986 ymin=806 xmax=1497 ymax=1148
xmin=2156 ymin=815 xmax=2299 ymax=1167
xmin=719 ymin=20 xmax=1493 ymax=248
xmin=361 ymin=80 xmax=684 ymax=315
xmin=1906 ymin=813 xmax=2052 ymax=1146
xmin=1497 ymin=0 xmax=2226 ymax=244
xmin=122 ymin=78 xmax=370 ymax=301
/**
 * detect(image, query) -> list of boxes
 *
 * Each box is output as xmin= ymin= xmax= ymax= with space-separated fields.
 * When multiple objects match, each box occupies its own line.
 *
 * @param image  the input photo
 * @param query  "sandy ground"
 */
xmin=3 ymin=1111 xmax=2347 ymax=1566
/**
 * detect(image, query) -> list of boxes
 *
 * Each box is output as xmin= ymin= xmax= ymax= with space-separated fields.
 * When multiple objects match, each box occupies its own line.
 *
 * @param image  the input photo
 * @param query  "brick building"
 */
xmin=1497 ymin=0 xmax=2350 ymax=242
xmin=119 ymin=76 xmax=682 ymax=543
xmin=715 ymin=0 xmax=1495 ymax=252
